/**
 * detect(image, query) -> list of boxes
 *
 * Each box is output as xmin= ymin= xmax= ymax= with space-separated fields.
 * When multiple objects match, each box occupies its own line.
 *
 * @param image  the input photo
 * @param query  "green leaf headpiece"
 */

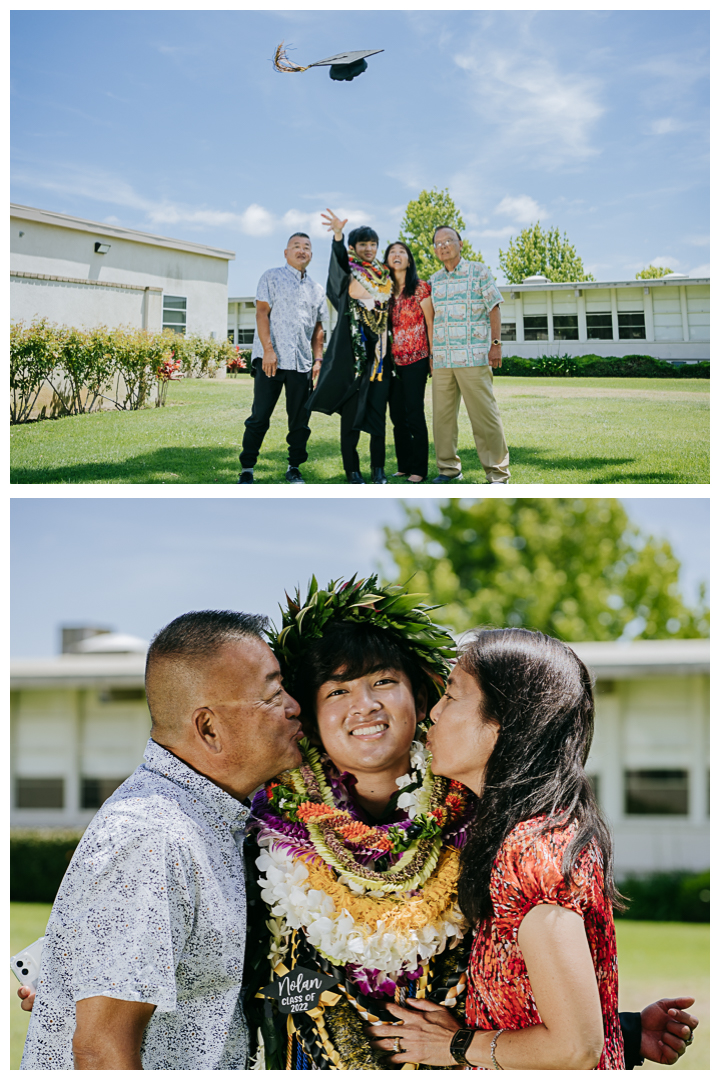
xmin=269 ymin=574 xmax=456 ymax=708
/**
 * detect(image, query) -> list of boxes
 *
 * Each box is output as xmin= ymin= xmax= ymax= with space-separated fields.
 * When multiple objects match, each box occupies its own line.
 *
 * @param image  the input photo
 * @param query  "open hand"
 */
xmin=321 ymin=208 xmax=348 ymax=241
xmin=17 ymin=985 xmax=35 ymax=1012
xmin=640 ymin=997 xmax=698 ymax=1064
xmin=366 ymin=998 xmax=460 ymax=1066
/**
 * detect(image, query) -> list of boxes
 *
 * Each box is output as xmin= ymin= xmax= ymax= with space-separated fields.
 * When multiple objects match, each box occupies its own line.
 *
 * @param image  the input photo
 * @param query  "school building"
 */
xmin=229 ymin=273 xmax=709 ymax=365
xmin=10 ymin=629 xmax=709 ymax=878
xmin=10 ymin=203 xmax=235 ymax=341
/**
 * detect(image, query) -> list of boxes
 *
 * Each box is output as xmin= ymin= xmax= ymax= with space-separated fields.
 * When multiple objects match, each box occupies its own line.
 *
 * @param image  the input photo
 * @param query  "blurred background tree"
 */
xmin=498 ymin=223 xmax=595 ymax=283
xmin=398 ymin=187 xmax=484 ymax=279
xmin=635 ymin=265 xmax=675 ymax=279
xmin=383 ymin=498 xmax=708 ymax=640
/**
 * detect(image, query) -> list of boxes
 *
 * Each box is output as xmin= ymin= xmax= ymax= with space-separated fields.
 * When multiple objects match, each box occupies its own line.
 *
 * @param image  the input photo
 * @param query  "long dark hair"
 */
xmin=383 ymin=241 xmax=420 ymax=299
xmin=454 ymin=628 xmax=621 ymax=924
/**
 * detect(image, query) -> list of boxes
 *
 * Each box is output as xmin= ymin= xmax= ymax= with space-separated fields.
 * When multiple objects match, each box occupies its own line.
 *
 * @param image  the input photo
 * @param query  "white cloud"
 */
xmin=453 ymin=48 xmax=604 ymax=166
xmin=687 ymin=263 xmax=710 ymax=278
xmin=493 ymin=195 xmax=546 ymax=223
xmin=650 ymin=255 xmax=681 ymax=269
xmin=686 ymin=234 xmax=709 ymax=247
xmin=650 ymin=117 xmax=684 ymax=135
xmin=479 ymin=226 xmax=517 ymax=239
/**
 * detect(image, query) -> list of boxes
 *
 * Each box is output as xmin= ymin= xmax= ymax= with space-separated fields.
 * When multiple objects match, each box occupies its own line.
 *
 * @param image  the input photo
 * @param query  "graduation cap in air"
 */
xmin=273 ymin=43 xmax=384 ymax=81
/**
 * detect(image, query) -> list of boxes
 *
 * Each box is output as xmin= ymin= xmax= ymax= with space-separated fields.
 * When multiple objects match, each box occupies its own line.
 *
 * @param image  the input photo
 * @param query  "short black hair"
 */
xmin=287 ymin=232 xmax=311 ymax=245
xmin=146 ymin=610 xmax=269 ymax=682
xmin=348 ymin=225 xmax=379 ymax=247
xmin=433 ymin=225 xmax=462 ymax=243
xmin=291 ymin=620 xmax=425 ymax=736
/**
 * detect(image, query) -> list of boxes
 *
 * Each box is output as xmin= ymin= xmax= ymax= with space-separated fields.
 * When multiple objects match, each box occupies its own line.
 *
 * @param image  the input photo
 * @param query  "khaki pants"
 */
xmin=432 ymin=365 xmax=510 ymax=482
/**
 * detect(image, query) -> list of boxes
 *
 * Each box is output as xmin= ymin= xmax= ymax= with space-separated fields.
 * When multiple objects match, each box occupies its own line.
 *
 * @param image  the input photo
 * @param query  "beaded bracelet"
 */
xmin=490 ymin=1029 xmax=505 ymax=1070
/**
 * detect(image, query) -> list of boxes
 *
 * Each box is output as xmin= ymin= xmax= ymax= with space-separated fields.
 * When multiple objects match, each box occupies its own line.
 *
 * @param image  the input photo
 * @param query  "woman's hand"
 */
xmin=366 ymin=998 xmax=461 ymax=1066
xmin=17 ymin=985 xmax=35 ymax=1012
xmin=321 ymin=208 xmax=348 ymax=242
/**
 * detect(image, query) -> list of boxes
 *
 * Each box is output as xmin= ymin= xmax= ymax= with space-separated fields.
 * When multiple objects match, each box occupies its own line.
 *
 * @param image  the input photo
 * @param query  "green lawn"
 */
xmin=10 ymin=375 xmax=709 ymax=484
xmin=9 ymin=905 xmax=709 ymax=1069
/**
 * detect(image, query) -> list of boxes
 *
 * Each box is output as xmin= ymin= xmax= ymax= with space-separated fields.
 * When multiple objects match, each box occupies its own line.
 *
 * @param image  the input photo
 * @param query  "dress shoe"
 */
xmin=238 ymin=470 xmax=254 ymax=484
xmin=371 ymin=467 xmax=388 ymax=484
xmin=347 ymin=472 xmax=365 ymax=484
xmin=431 ymin=473 xmax=464 ymax=484
xmin=286 ymin=466 xmax=305 ymax=484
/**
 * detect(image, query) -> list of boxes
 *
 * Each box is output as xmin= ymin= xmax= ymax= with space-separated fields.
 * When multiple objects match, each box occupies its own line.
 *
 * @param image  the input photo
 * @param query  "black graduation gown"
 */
xmin=307 ymin=238 xmax=390 ymax=436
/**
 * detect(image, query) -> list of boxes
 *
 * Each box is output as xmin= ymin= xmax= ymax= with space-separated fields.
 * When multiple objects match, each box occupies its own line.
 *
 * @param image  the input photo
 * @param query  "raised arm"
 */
xmin=73 ymin=995 xmax=156 ymax=1069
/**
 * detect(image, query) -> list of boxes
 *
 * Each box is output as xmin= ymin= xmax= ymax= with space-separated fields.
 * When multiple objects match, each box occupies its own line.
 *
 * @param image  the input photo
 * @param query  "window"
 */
xmin=624 ymin=769 xmax=689 ymax=815
xmin=227 ymin=330 xmax=235 ymax=343
xmin=618 ymin=312 xmax=646 ymax=339
xmin=237 ymin=329 xmax=254 ymax=345
xmin=99 ymin=687 xmax=146 ymax=703
xmin=16 ymin=777 xmax=64 ymax=808
xmin=501 ymin=322 xmax=517 ymax=342
xmin=553 ymin=315 xmax=579 ymax=340
xmin=587 ymin=312 xmax=613 ymax=340
xmin=523 ymin=315 xmax=548 ymax=341
xmin=81 ymin=778 xmax=128 ymax=810
xmin=162 ymin=295 xmax=187 ymax=334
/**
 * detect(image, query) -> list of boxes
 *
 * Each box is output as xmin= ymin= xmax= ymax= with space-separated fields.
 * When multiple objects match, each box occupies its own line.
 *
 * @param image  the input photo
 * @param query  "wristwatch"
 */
xmin=491 ymin=338 xmax=502 ymax=346
xmin=449 ymin=1028 xmax=476 ymax=1066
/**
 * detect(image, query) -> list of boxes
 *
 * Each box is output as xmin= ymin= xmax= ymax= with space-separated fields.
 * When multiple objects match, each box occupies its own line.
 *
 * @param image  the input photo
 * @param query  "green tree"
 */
xmin=497 ymin=223 xmax=595 ymax=284
xmin=398 ymin=188 xmax=484 ymax=280
xmin=384 ymin=499 xmax=708 ymax=641
xmin=636 ymin=265 xmax=674 ymax=279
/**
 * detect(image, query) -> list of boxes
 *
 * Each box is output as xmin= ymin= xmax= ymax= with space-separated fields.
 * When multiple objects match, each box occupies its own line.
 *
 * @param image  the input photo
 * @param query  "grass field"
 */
xmin=10 ymin=903 xmax=709 ymax=1069
xmin=10 ymin=375 xmax=709 ymax=485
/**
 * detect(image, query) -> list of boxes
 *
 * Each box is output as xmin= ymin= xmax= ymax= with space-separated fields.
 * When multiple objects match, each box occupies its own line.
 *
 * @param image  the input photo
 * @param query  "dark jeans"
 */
xmin=340 ymin=378 xmax=388 ymax=477
xmin=240 ymin=361 xmax=312 ymax=470
xmin=388 ymin=357 xmax=430 ymax=478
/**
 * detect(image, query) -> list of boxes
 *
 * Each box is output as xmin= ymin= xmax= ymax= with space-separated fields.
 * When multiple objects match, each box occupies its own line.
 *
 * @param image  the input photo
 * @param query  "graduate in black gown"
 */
xmin=308 ymin=209 xmax=394 ymax=484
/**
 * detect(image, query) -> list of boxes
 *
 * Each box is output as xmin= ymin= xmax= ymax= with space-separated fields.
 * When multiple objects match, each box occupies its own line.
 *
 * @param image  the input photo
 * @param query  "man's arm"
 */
xmin=420 ymin=296 xmax=434 ymax=373
xmin=488 ymin=304 xmax=502 ymax=369
xmin=255 ymin=300 xmax=277 ymax=377
xmin=311 ymin=320 xmax=324 ymax=384
xmin=73 ymin=995 xmax=156 ymax=1069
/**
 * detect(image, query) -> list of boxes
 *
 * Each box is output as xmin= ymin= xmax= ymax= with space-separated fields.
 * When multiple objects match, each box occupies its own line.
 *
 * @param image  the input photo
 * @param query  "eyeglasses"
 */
xmin=434 ymin=239 xmax=458 ymax=249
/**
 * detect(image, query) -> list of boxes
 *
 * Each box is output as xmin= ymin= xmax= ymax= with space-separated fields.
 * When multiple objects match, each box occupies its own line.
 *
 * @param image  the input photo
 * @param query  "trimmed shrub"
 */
xmin=10 ymin=321 xmax=238 ymax=423
xmin=616 ymin=869 xmax=710 ymax=922
xmin=10 ymin=829 xmax=85 ymax=903
xmin=496 ymin=353 xmax=709 ymax=379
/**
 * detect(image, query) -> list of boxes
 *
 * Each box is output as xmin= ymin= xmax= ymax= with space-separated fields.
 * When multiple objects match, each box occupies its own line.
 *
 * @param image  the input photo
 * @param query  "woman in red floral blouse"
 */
xmin=384 ymin=243 xmax=434 ymax=482
xmin=370 ymin=629 xmax=626 ymax=1069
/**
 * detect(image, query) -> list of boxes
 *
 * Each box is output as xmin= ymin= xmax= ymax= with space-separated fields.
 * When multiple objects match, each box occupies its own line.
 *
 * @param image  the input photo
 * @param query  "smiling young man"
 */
xmin=239 ymin=233 xmax=327 ymax=485
xmin=20 ymin=610 xmax=303 ymax=1071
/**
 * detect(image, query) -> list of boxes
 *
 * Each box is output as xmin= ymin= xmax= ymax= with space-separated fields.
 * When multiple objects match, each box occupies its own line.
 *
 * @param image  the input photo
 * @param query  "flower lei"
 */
xmin=347 ymin=251 xmax=393 ymax=379
xmin=252 ymin=739 xmax=473 ymax=991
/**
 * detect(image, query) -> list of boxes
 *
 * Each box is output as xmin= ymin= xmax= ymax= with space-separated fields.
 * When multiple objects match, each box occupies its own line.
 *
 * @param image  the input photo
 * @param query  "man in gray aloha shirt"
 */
xmin=20 ymin=611 xmax=303 ymax=1070
xmin=239 ymin=232 xmax=327 ymax=485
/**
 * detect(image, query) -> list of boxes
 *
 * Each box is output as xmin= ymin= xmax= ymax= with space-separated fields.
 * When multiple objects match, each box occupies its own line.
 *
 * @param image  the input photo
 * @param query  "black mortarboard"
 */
xmin=273 ymin=44 xmax=383 ymax=81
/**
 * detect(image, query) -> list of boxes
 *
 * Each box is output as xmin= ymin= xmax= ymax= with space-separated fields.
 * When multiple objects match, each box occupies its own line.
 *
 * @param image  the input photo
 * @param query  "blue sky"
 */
xmin=11 ymin=9 xmax=709 ymax=295
xmin=10 ymin=497 xmax=708 ymax=656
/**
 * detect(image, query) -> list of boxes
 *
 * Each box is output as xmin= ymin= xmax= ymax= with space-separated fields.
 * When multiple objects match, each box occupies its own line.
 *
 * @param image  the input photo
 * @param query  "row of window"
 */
xmin=14 ymin=769 xmax=696 ymax=815
xmin=228 ymin=329 xmax=255 ymax=345
xmin=501 ymin=312 xmax=646 ymax=342
xmin=162 ymin=295 xmax=186 ymax=334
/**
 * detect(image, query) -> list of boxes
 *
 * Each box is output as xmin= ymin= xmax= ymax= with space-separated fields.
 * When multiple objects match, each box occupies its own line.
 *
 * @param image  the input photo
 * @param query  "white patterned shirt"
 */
xmin=252 ymin=263 xmax=327 ymax=372
xmin=21 ymin=740 xmax=251 ymax=1071
xmin=430 ymin=258 xmax=503 ymax=367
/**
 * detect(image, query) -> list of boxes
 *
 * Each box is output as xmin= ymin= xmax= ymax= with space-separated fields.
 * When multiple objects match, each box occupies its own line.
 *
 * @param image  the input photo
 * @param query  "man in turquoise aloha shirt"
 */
xmin=429 ymin=226 xmax=510 ymax=483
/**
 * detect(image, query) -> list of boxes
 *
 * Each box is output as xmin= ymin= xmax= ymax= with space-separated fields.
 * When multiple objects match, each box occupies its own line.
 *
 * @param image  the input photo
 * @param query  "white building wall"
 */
xmin=11 ymin=209 xmax=233 ymax=340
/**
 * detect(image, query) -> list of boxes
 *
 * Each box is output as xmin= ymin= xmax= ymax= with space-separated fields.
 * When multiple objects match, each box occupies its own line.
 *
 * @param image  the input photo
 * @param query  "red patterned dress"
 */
xmin=465 ymin=817 xmax=624 ymax=1070
xmin=389 ymin=280 xmax=432 ymax=365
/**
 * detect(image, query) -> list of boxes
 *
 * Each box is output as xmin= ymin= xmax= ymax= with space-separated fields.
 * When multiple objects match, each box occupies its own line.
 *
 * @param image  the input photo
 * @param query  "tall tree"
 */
xmin=398 ymin=188 xmax=484 ymax=280
xmin=384 ymin=499 xmax=708 ymax=641
xmin=497 ymin=223 xmax=595 ymax=284
xmin=636 ymin=265 xmax=674 ymax=279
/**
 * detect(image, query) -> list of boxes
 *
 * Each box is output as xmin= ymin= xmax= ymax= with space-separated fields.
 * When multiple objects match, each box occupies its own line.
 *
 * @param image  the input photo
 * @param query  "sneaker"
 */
xmin=347 ymin=472 xmax=365 ymax=484
xmin=371 ymin=467 xmax=388 ymax=485
xmin=488 ymin=479 xmax=509 ymax=484
xmin=431 ymin=473 xmax=464 ymax=484
xmin=238 ymin=470 xmax=254 ymax=484
xmin=286 ymin=466 xmax=305 ymax=484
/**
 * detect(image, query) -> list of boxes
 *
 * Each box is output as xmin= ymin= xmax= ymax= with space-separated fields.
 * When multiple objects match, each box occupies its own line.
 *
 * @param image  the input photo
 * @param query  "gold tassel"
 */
xmin=273 ymin=41 xmax=310 ymax=73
